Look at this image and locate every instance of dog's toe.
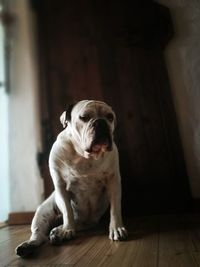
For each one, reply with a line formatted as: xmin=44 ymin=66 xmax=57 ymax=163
xmin=49 ymin=233 xmax=62 ymax=245
xmin=49 ymin=227 xmax=62 ymax=245
xmin=49 ymin=226 xmax=76 ymax=245
xmin=63 ymin=228 xmax=76 ymax=240
xmin=109 ymin=226 xmax=128 ymax=241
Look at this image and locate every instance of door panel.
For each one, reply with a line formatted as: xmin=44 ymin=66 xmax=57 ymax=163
xmin=33 ymin=0 xmax=191 ymax=215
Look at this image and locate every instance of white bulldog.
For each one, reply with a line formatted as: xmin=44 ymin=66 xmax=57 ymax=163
xmin=16 ymin=100 xmax=127 ymax=257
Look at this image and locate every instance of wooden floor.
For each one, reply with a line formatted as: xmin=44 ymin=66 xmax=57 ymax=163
xmin=2 ymin=213 xmax=200 ymax=267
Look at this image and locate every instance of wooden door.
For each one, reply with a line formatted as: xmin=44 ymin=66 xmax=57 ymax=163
xmin=32 ymin=0 xmax=191 ymax=215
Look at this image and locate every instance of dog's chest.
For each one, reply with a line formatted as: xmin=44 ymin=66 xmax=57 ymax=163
xmin=61 ymin=159 xmax=111 ymax=203
xmin=62 ymin=157 xmax=108 ymax=187
xmin=66 ymin=170 xmax=108 ymax=192
xmin=56 ymin=151 xmax=114 ymax=216
xmin=65 ymin=169 xmax=109 ymax=218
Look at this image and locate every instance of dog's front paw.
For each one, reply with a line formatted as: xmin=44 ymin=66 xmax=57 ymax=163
xmin=109 ymin=226 xmax=128 ymax=241
xmin=49 ymin=225 xmax=76 ymax=245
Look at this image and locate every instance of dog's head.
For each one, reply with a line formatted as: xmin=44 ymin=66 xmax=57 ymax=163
xmin=60 ymin=100 xmax=116 ymax=159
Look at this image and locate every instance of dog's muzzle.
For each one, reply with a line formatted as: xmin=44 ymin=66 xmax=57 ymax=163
xmin=86 ymin=119 xmax=112 ymax=153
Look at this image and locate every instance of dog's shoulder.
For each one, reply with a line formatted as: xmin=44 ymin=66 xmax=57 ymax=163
xmin=53 ymin=129 xmax=72 ymax=149
xmin=49 ymin=129 xmax=75 ymax=166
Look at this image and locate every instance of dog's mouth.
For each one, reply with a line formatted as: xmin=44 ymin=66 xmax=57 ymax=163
xmin=86 ymin=138 xmax=112 ymax=154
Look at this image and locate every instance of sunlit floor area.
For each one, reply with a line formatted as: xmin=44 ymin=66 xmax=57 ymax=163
xmin=1 ymin=214 xmax=200 ymax=267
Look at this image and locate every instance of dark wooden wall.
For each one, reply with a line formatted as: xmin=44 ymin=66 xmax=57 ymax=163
xmin=32 ymin=0 xmax=191 ymax=215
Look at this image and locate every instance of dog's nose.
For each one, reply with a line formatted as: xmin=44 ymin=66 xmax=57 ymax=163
xmin=92 ymin=119 xmax=107 ymax=128
xmin=92 ymin=119 xmax=112 ymax=147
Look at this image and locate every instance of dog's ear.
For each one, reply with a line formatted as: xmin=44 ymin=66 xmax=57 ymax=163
xmin=60 ymin=103 xmax=75 ymax=128
xmin=60 ymin=111 xmax=67 ymax=128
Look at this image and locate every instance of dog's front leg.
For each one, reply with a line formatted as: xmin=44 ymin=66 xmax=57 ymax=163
xmin=49 ymin=171 xmax=75 ymax=244
xmin=108 ymin=172 xmax=128 ymax=241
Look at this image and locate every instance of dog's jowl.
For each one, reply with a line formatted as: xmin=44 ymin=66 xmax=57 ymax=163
xmin=16 ymin=100 xmax=128 ymax=257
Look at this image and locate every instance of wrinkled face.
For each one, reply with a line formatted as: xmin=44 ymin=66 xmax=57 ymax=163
xmin=70 ymin=100 xmax=116 ymax=158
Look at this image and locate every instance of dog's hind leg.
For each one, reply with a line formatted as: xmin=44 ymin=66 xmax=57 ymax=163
xmin=15 ymin=192 xmax=58 ymax=257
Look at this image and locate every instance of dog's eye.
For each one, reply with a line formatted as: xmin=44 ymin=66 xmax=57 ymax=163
xmin=79 ymin=115 xmax=90 ymax=122
xmin=106 ymin=113 xmax=114 ymax=122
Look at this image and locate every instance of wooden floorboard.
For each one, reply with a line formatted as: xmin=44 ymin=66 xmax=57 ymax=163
xmin=1 ymin=214 xmax=200 ymax=267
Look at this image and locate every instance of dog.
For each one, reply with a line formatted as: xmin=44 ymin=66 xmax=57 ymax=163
xmin=16 ymin=100 xmax=127 ymax=257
